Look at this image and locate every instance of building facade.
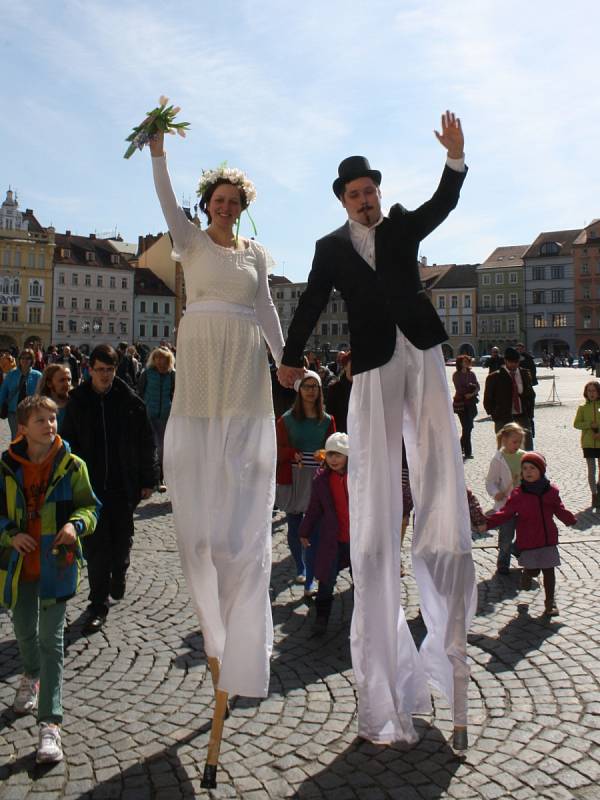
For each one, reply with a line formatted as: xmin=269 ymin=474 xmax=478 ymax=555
xmin=133 ymin=268 xmax=176 ymax=349
xmin=52 ymin=232 xmax=134 ymax=351
xmin=0 ymin=188 xmax=55 ymax=350
xmin=135 ymin=232 xmax=187 ymax=336
xmin=523 ymin=230 xmax=580 ymax=357
xmin=430 ymin=264 xmax=479 ymax=358
xmin=476 ymin=245 xmax=527 ymax=355
xmin=573 ymin=220 xmax=600 ymax=354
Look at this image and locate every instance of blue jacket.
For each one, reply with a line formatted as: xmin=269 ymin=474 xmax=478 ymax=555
xmin=138 ymin=367 xmax=175 ymax=421
xmin=0 ymin=368 xmax=42 ymax=413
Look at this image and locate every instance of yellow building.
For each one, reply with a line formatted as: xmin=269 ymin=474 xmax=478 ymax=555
xmin=0 ymin=188 xmax=55 ymax=350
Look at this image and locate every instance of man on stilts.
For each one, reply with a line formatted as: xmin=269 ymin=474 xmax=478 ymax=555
xmin=278 ymin=111 xmax=477 ymax=748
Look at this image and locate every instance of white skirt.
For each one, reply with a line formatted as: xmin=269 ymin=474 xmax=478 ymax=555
xmin=164 ymin=414 xmax=275 ymax=697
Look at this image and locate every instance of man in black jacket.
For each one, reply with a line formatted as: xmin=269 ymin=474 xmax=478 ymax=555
xmin=277 ymin=112 xmax=476 ymax=749
xmin=484 ymin=346 xmax=536 ymax=449
xmin=62 ymin=344 xmax=158 ymax=633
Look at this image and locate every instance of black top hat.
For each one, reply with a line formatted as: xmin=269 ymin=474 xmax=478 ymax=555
xmin=332 ymin=156 xmax=382 ymax=198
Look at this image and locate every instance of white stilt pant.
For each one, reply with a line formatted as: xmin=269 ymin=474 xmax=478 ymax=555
xmin=348 ymin=330 xmax=477 ymax=743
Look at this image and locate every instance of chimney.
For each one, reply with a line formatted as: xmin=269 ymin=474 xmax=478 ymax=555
xmin=25 ymin=208 xmax=33 ymax=215
xmin=65 ymin=230 xmax=71 ymax=237
xmin=420 ymin=256 xmax=427 ymax=267
xmin=138 ymin=235 xmax=145 ymax=256
xmin=89 ymin=233 xmax=96 ymax=239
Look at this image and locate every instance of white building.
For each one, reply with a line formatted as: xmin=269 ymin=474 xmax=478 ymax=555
xmin=52 ymin=232 xmax=134 ymax=351
xmin=133 ymin=267 xmax=175 ymax=348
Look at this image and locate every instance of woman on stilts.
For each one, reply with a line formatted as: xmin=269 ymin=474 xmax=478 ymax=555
xmin=148 ymin=126 xmax=284 ymax=787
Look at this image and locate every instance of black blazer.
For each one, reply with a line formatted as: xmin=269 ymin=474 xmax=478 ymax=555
xmin=281 ymin=164 xmax=467 ymax=375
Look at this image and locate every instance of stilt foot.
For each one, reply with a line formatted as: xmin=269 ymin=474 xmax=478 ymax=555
xmin=200 ymin=764 xmax=217 ymax=788
xmin=452 ymin=726 xmax=468 ymax=750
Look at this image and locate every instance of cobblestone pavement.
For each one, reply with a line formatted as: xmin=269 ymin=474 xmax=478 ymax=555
xmin=1 ymin=366 xmax=600 ymax=799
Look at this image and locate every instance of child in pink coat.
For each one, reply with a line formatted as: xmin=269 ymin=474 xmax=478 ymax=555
xmin=486 ymin=451 xmax=576 ymax=616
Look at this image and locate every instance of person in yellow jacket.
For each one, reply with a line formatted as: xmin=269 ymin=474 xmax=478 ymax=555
xmin=573 ymin=381 xmax=600 ymax=508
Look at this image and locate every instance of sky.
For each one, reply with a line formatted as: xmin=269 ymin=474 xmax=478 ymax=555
xmin=2 ymin=0 xmax=600 ymax=283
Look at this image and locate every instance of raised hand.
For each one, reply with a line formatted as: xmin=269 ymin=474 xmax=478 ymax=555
xmin=149 ymin=129 xmax=165 ymax=158
xmin=434 ymin=110 xmax=464 ymax=159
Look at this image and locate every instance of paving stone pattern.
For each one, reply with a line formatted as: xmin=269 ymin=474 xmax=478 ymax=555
xmin=1 ymin=366 xmax=600 ymax=798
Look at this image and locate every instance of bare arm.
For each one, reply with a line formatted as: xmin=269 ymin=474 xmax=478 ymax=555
xmin=150 ymin=130 xmax=196 ymax=255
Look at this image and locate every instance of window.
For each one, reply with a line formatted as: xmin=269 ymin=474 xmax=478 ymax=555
xmin=140 ymin=301 xmax=146 ymax=313
xmin=495 ymin=273 xmax=504 ymax=284
xmin=507 ymin=319 xmax=516 ymax=333
xmin=493 ymin=319 xmax=501 ymax=333
xmin=29 ymin=280 xmax=42 ymax=299
xmin=96 ymin=299 xmax=103 ymax=310
xmin=482 ymin=294 xmax=491 ymax=309
xmin=509 ymin=272 xmax=518 ymax=284
xmin=120 ymin=322 xmax=127 ymax=334
xmin=1 ymin=307 xmax=6 ymax=322
xmin=550 ymin=265 xmax=565 ymax=280
xmin=582 ymin=263 xmax=589 ymax=275
xmin=481 ymin=274 xmax=491 ymax=285
xmin=152 ymin=324 xmax=158 ymax=337
xmin=84 ymin=298 xmax=91 ymax=310
xmin=109 ymin=300 xmax=115 ymax=312
xmin=164 ymin=302 xmax=170 ymax=315
xmin=11 ymin=307 xmax=18 ymax=322
xmin=552 ymin=314 xmax=567 ymax=327
xmin=533 ymin=314 xmax=546 ymax=328
xmin=110 ymin=276 xmax=116 ymax=289
xmin=583 ymin=287 xmax=591 ymax=300
xmin=122 ymin=301 xmax=127 ymax=312
xmin=85 ymin=251 xmax=94 ymax=262
xmin=332 ymin=302 xmax=338 ymax=313
xmin=533 ymin=266 xmax=545 ymax=281
xmin=495 ymin=295 xmax=504 ymax=309
xmin=57 ymin=319 xmax=64 ymax=333
xmin=85 ymin=274 xmax=91 ymax=286
xmin=95 ymin=319 xmax=103 ymax=333
xmin=38 ymin=253 xmax=45 ymax=269
xmin=464 ymin=296 xmax=471 ymax=309
xmin=152 ymin=302 xmax=159 ymax=314
xmin=342 ymin=323 xmax=349 ymax=335
xmin=551 ymin=289 xmax=565 ymax=303
xmin=451 ymin=320 xmax=459 ymax=335
xmin=57 ymin=296 xmax=65 ymax=309
xmin=139 ymin=323 xmax=146 ymax=337
xmin=122 ymin=278 xmax=128 ymax=289
xmin=321 ymin=323 xmax=328 ymax=335
xmin=276 ymin=291 xmax=283 ymax=299
xmin=111 ymin=254 xmax=119 ymax=265
xmin=58 ymin=273 xmax=65 ymax=286
xmin=97 ymin=275 xmax=103 ymax=288
xmin=480 ymin=320 xmax=488 ymax=333
xmin=72 ymin=273 xmax=78 ymax=286
xmin=451 ymin=295 xmax=458 ymax=309
xmin=71 ymin=297 xmax=77 ymax=310
xmin=464 ymin=320 xmax=472 ymax=335
xmin=163 ymin=325 xmax=169 ymax=337
xmin=533 ymin=290 xmax=545 ymax=304
xmin=28 ymin=251 xmax=35 ymax=268
xmin=69 ymin=319 xmax=77 ymax=333
xmin=14 ymin=250 xmax=21 ymax=267
xmin=438 ymin=296 xmax=445 ymax=310
xmin=584 ymin=314 xmax=592 ymax=329
xmin=82 ymin=320 xmax=90 ymax=333
xmin=331 ymin=323 xmax=339 ymax=336
xmin=509 ymin=293 xmax=518 ymax=308
xmin=109 ymin=322 xmax=115 ymax=334
xmin=540 ymin=242 xmax=560 ymax=256
xmin=11 ymin=278 xmax=19 ymax=295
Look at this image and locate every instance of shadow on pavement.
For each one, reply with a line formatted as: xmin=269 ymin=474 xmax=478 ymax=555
xmin=294 ymin=723 xmax=464 ymax=800
xmin=134 ymin=499 xmax=172 ymax=521
xmin=475 ymin=570 xmax=523 ymax=617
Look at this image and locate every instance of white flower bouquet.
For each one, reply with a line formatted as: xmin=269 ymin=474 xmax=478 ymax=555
xmin=123 ymin=96 xmax=190 ymax=159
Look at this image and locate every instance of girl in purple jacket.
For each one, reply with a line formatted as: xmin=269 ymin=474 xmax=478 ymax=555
xmin=486 ymin=451 xmax=576 ymax=617
xmin=300 ymin=432 xmax=350 ymax=635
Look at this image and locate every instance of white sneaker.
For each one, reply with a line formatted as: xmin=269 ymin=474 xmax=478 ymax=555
xmin=37 ymin=723 xmax=63 ymax=763
xmin=13 ymin=675 xmax=39 ymax=715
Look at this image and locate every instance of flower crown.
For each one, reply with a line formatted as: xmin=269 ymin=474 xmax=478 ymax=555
xmin=196 ymin=164 xmax=257 ymax=205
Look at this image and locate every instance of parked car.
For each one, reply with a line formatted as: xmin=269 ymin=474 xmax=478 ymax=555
xmin=479 ymin=354 xmax=491 ymax=367
xmin=445 ymin=358 xmax=456 ymax=366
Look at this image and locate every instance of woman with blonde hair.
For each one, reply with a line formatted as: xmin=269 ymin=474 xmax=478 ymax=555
xmin=137 ymin=347 xmax=176 ymax=493
xmin=37 ymin=364 xmax=72 ymax=433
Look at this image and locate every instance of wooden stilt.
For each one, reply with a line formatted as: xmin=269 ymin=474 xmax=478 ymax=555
xmin=200 ymin=688 xmax=229 ymax=789
xmin=207 ymin=656 xmax=220 ymax=695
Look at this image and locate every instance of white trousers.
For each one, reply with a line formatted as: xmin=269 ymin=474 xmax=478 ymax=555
xmin=348 ymin=330 xmax=477 ymax=743
xmin=164 ymin=415 xmax=275 ymax=698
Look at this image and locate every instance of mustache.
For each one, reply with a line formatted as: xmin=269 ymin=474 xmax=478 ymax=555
xmin=359 ymin=205 xmax=374 ymax=213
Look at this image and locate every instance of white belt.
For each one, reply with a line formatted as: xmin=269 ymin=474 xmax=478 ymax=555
xmin=185 ymin=300 xmax=256 ymax=321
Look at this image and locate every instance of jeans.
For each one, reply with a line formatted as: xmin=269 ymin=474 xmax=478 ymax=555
xmin=12 ymin=581 xmax=66 ymax=724
xmin=286 ymin=513 xmax=320 ymax=590
xmin=83 ymin=492 xmax=134 ymax=616
xmin=457 ymin=405 xmax=476 ymax=458
xmin=497 ymin=518 xmax=517 ymax=570
xmin=151 ymin=417 xmax=168 ymax=481
xmin=316 ymin=541 xmax=351 ymax=601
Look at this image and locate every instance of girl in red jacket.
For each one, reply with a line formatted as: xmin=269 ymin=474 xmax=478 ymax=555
xmin=486 ymin=451 xmax=576 ymax=617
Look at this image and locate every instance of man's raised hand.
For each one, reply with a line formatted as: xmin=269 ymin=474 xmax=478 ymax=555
xmin=434 ymin=110 xmax=464 ymax=159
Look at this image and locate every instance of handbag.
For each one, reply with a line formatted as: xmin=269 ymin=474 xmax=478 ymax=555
xmin=452 ymin=393 xmax=465 ymax=414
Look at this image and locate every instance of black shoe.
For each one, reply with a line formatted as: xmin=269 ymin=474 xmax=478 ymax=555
xmin=83 ymin=613 xmax=106 ymax=634
xmin=496 ymin=565 xmax=510 ymax=575
xmin=110 ymin=575 xmax=126 ymax=601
